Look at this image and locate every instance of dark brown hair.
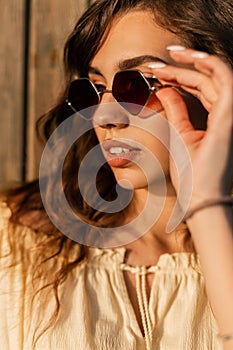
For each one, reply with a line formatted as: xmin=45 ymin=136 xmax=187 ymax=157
xmin=3 ymin=0 xmax=233 ymax=345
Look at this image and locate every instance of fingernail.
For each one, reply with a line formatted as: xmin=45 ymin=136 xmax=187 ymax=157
xmin=166 ymin=45 xmax=186 ymax=51
xmin=191 ymin=52 xmax=209 ymax=58
xmin=147 ymin=62 xmax=167 ymax=69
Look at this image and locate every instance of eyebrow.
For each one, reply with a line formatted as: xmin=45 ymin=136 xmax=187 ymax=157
xmin=88 ymin=67 xmax=103 ymax=76
xmin=88 ymin=55 xmax=167 ymax=76
xmin=117 ymin=55 xmax=167 ymax=71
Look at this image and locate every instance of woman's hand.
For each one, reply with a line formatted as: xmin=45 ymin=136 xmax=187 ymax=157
xmin=154 ymin=47 xmax=233 ymax=210
xmin=154 ymin=48 xmax=233 ymax=345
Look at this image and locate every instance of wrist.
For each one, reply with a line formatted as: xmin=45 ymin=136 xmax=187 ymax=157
xmin=183 ymin=195 xmax=233 ymax=222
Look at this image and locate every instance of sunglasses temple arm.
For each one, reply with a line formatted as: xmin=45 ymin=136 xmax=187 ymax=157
xmin=66 ymin=99 xmax=79 ymax=113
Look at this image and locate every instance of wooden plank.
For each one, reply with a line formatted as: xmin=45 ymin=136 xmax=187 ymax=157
xmin=27 ymin=0 xmax=88 ymax=180
xmin=0 ymin=0 xmax=25 ymax=187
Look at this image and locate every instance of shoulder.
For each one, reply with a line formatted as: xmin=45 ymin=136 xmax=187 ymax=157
xmin=0 ymin=200 xmax=37 ymax=236
xmin=0 ymin=201 xmax=11 ymax=229
xmin=0 ymin=201 xmax=43 ymax=267
xmin=0 ymin=202 xmax=14 ymax=255
xmin=0 ymin=201 xmax=37 ymax=348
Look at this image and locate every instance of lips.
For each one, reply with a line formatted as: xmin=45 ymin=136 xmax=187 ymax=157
xmin=102 ymin=139 xmax=141 ymax=167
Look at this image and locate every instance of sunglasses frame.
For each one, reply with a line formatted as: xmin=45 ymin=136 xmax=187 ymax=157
xmin=66 ymin=69 xmax=165 ymax=116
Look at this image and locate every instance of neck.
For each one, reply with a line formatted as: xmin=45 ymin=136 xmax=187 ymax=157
xmin=122 ymin=180 xmax=194 ymax=266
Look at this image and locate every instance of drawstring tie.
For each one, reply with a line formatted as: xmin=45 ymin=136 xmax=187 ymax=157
xmin=120 ymin=264 xmax=158 ymax=350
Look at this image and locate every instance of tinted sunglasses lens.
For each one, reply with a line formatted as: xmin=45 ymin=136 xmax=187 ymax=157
xmin=67 ymin=79 xmax=99 ymax=118
xmin=112 ymin=71 xmax=150 ymax=115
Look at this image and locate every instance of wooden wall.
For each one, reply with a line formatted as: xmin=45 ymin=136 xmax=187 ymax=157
xmin=0 ymin=0 xmax=25 ymax=187
xmin=0 ymin=0 xmax=90 ymax=187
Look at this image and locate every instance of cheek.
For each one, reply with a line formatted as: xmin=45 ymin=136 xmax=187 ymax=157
xmin=94 ymin=126 xmax=105 ymax=143
xmin=145 ymin=94 xmax=163 ymax=113
xmin=113 ymin=137 xmax=170 ymax=188
xmin=145 ymin=139 xmax=170 ymax=177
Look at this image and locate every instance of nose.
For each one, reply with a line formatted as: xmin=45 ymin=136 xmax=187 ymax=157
xmin=93 ymin=101 xmax=129 ymax=129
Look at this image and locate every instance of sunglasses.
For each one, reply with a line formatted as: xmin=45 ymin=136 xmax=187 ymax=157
xmin=66 ymin=69 xmax=167 ymax=118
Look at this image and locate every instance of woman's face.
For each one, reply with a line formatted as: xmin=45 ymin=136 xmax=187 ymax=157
xmin=90 ymin=10 xmax=203 ymax=190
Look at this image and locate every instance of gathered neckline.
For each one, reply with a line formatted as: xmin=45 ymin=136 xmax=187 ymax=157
xmin=87 ymin=247 xmax=201 ymax=273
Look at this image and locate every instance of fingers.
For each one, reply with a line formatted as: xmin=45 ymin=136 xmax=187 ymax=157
xmin=168 ymin=48 xmax=232 ymax=91
xmin=152 ymin=51 xmax=220 ymax=111
xmin=156 ymin=87 xmax=193 ymax=134
xmin=168 ymin=48 xmax=233 ymax=101
xmin=155 ymin=66 xmax=217 ymax=111
xmin=153 ymin=47 xmax=233 ymax=130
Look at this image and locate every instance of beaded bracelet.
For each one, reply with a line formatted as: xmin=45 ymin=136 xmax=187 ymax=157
xmin=184 ymin=195 xmax=233 ymax=221
xmin=218 ymin=333 xmax=233 ymax=342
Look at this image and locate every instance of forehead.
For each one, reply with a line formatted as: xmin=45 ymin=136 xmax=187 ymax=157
xmin=91 ymin=10 xmax=181 ymax=72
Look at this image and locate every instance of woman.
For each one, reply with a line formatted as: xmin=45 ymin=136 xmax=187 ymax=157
xmin=0 ymin=0 xmax=232 ymax=349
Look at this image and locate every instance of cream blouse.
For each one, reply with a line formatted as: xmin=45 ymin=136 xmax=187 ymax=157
xmin=0 ymin=202 xmax=221 ymax=350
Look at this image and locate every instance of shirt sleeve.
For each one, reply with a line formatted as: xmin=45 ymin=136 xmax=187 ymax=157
xmin=0 ymin=202 xmax=32 ymax=350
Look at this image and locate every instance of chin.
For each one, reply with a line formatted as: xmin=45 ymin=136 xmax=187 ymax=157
xmin=112 ymin=166 xmax=167 ymax=191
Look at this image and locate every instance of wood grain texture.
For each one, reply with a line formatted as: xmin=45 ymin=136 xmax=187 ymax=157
xmin=27 ymin=0 xmax=88 ymax=180
xmin=0 ymin=0 xmax=25 ymax=186
xmin=0 ymin=1 xmax=89 ymax=186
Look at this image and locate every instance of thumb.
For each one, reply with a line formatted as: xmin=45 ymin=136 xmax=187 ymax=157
xmin=156 ymin=88 xmax=194 ymax=134
xmin=155 ymin=88 xmax=194 ymax=227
